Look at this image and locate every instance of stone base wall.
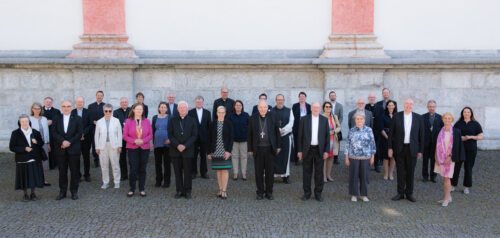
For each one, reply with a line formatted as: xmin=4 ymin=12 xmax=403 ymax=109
xmin=1 ymin=61 xmax=499 ymax=151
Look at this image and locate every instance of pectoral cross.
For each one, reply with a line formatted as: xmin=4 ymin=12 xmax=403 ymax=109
xmin=260 ymin=131 xmax=265 ymax=139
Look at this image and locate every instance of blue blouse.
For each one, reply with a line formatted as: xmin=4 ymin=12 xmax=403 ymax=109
xmin=344 ymin=126 xmax=376 ymax=159
xmin=154 ymin=117 xmax=169 ymax=148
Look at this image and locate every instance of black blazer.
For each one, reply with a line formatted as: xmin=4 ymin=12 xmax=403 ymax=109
xmin=9 ymin=128 xmax=44 ymax=163
xmin=208 ymin=120 xmax=234 ymax=154
xmin=292 ymin=102 xmax=311 ymax=136
xmin=42 ymin=107 xmax=61 ymax=122
xmin=247 ymin=112 xmax=281 ymax=155
xmin=297 ymin=115 xmax=330 ymax=159
xmin=51 ymin=114 xmax=83 ymax=156
xmin=188 ymin=108 xmax=211 ymax=142
xmin=71 ymin=108 xmax=92 ymax=136
xmin=87 ymin=101 xmax=105 ymax=130
xmin=422 ymin=113 xmax=444 ymax=148
xmin=388 ymin=112 xmax=425 ymax=158
xmin=373 ymin=100 xmax=386 ymax=131
xmin=113 ymin=107 xmax=131 ymax=129
xmin=446 ymin=127 xmax=466 ymax=162
xmin=168 ymin=115 xmax=198 ymax=158
xmin=166 ymin=103 xmax=178 ymax=119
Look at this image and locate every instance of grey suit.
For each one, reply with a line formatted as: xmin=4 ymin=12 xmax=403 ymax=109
xmin=331 ymin=101 xmax=344 ymax=124
xmin=348 ymin=109 xmax=374 ymax=129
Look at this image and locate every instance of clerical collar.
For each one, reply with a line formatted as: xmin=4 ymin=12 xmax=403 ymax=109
xmin=260 ymin=115 xmax=266 ymax=119
xmin=45 ymin=107 xmax=51 ymax=110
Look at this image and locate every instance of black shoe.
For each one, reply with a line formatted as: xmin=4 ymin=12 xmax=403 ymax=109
xmin=71 ymin=193 xmax=79 ymax=200
xmin=127 ymin=191 xmax=134 ymax=197
xmin=233 ymin=177 xmax=238 ymax=181
xmin=55 ymin=193 xmax=67 ymax=200
xmin=155 ymin=182 xmax=161 ymax=187
xmin=391 ymin=194 xmax=404 ymax=201
xmin=265 ymin=194 xmax=274 ymax=200
xmin=23 ymin=194 xmax=30 ymax=202
xmin=162 ymin=184 xmax=170 ymax=188
xmin=333 ymin=158 xmax=339 ymax=164
xmin=94 ymin=161 xmax=100 ymax=168
xmin=282 ymin=177 xmax=290 ymax=184
xmin=43 ymin=182 xmax=51 ymax=186
xmin=375 ymin=166 xmax=381 ymax=173
xmin=191 ymin=174 xmax=197 ymax=179
xmin=30 ymin=193 xmax=38 ymax=201
xmin=315 ymin=195 xmax=323 ymax=202
xmin=201 ymin=174 xmax=209 ymax=179
xmin=406 ymin=195 xmax=416 ymax=202
xmin=174 ymin=192 xmax=183 ymax=199
xmin=256 ymin=194 xmax=264 ymax=200
xmin=120 ymin=177 xmax=128 ymax=181
xmin=84 ymin=177 xmax=91 ymax=182
xmin=139 ymin=191 xmax=146 ymax=197
xmin=430 ymin=177 xmax=437 ymax=183
xmin=185 ymin=193 xmax=192 ymax=199
xmin=422 ymin=177 xmax=429 ymax=182
xmin=301 ymin=195 xmax=311 ymax=201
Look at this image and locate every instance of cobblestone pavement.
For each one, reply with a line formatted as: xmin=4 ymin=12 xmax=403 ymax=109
xmin=0 ymin=151 xmax=498 ymax=238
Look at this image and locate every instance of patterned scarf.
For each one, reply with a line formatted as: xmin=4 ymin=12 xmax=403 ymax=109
xmin=136 ymin=120 xmax=143 ymax=139
xmin=436 ymin=127 xmax=453 ymax=168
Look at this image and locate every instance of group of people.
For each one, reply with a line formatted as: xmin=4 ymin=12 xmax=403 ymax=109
xmin=10 ymin=87 xmax=484 ymax=207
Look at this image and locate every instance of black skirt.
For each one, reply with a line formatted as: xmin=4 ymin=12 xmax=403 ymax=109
xmin=15 ymin=160 xmax=44 ymax=190
xmin=211 ymin=157 xmax=232 ymax=170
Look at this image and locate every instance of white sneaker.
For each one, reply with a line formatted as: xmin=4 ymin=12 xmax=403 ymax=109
xmin=114 ymin=183 xmax=120 ymax=189
xmin=463 ymin=188 xmax=470 ymax=194
xmin=351 ymin=196 xmax=358 ymax=202
xmin=361 ymin=196 xmax=370 ymax=202
xmin=451 ymin=186 xmax=456 ymax=192
xmin=101 ymin=183 xmax=109 ymax=189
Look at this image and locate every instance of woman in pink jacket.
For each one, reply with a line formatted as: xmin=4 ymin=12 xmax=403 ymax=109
xmin=123 ymin=103 xmax=152 ymax=197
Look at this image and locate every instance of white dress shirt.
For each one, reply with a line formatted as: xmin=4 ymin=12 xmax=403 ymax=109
xmin=63 ymin=114 xmax=70 ymax=133
xmin=196 ymin=108 xmax=203 ymax=124
xmin=404 ymin=112 xmax=412 ymax=144
xmin=311 ymin=115 xmax=319 ymax=145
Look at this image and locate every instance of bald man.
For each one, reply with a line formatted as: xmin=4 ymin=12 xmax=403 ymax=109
xmin=388 ymin=99 xmax=425 ymax=203
xmin=71 ymin=96 xmax=92 ymax=182
xmin=248 ymin=100 xmax=281 ymax=200
xmin=52 ymin=100 xmax=83 ymax=200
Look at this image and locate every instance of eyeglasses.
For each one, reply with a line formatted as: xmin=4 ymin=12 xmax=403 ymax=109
xmin=104 ymin=110 xmax=112 ymax=113
xmin=61 ymin=105 xmax=71 ymax=108
xmin=324 ymin=106 xmax=331 ymax=108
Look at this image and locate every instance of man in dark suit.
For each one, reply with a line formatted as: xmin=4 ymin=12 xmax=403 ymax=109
xmin=188 ymin=96 xmax=211 ymax=179
xmin=292 ymin=92 xmax=311 ymax=165
xmin=168 ymin=101 xmax=198 ymax=199
xmin=348 ymin=98 xmax=374 ymax=129
xmin=372 ymin=88 xmax=392 ymax=172
xmin=166 ymin=92 xmax=178 ymax=119
xmin=251 ymin=93 xmax=272 ymax=116
xmin=248 ymin=100 xmax=281 ymax=200
xmin=212 ymin=86 xmax=235 ymax=120
xmin=388 ymin=98 xmax=425 ymax=202
xmin=71 ymin=96 xmax=92 ymax=182
xmin=297 ymin=102 xmax=330 ymax=202
xmin=87 ymin=90 xmax=105 ymax=168
xmin=51 ymin=100 xmax=83 ymax=200
xmin=422 ymin=100 xmax=443 ymax=183
xmin=42 ymin=96 xmax=61 ymax=169
xmin=113 ymin=97 xmax=130 ymax=181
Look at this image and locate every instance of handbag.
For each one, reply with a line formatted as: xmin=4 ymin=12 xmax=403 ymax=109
xmin=337 ymin=131 xmax=343 ymax=141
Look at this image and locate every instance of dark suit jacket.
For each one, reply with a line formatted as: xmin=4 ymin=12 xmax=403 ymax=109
xmin=422 ymin=113 xmax=444 ymax=148
xmin=213 ymin=98 xmax=235 ymax=120
xmin=348 ymin=109 xmax=374 ymax=129
xmin=166 ymin=103 xmax=178 ymax=119
xmin=292 ymin=102 xmax=311 ymax=136
xmin=51 ymin=114 xmax=83 ymax=156
xmin=388 ymin=111 xmax=425 ymax=158
xmin=297 ymin=115 xmax=330 ymax=159
xmin=208 ymin=120 xmax=234 ymax=154
xmin=168 ymin=115 xmax=198 ymax=158
xmin=9 ymin=128 xmax=44 ymax=163
xmin=188 ymin=108 xmax=211 ymax=142
xmin=448 ymin=127 xmax=466 ymax=162
xmin=88 ymin=101 xmax=105 ymax=131
xmin=373 ymin=100 xmax=386 ymax=131
xmin=42 ymin=107 xmax=61 ymax=122
xmin=71 ymin=108 xmax=92 ymax=137
xmin=113 ymin=107 xmax=131 ymax=129
xmin=247 ymin=112 xmax=281 ymax=154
